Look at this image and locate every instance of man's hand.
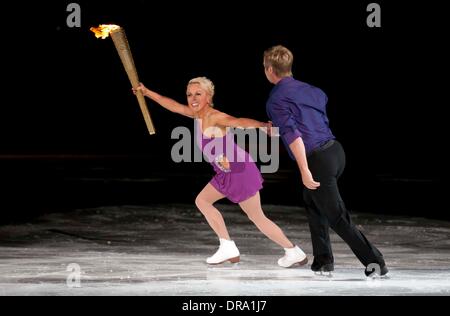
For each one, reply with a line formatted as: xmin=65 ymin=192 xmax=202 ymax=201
xmin=301 ymin=169 xmax=320 ymax=190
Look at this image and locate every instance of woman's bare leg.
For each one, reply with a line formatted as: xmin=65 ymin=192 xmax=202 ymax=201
xmin=195 ymin=183 xmax=229 ymax=240
xmin=239 ymin=192 xmax=294 ymax=248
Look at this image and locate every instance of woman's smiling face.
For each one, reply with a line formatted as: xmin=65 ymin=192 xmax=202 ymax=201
xmin=187 ymin=83 xmax=211 ymax=113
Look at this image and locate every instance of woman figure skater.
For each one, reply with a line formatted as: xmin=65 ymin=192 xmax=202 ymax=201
xmin=133 ymin=77 xmax=307 ymax=267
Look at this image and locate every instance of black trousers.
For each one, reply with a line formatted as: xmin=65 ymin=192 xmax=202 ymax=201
xmin=303 ymin=140 xmax=385 ymax=267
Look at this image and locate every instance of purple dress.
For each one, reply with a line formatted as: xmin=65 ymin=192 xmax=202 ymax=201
xmin=195 ymin=119 xmax=263 ymax=203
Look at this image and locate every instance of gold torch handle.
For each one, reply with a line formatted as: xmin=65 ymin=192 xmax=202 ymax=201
xmin=110 ymin=28 xmax=156 ymax=135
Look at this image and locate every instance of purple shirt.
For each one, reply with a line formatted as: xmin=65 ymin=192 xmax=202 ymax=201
xmin=266 ymin=77 xmax=335 ymax=159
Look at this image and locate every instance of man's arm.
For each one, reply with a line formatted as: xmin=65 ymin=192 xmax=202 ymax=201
xmin=212 ymin=112 xmax=270 ymax=129
xmin=267 ymin=101 xmax=302 ymax=146
xmin=289 ymin=138 xmax=320 ymax=190
xmin=268 ymin=101 xmax=319 ymax=190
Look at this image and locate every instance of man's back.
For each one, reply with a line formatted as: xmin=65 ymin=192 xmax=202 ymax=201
xmin=266 ymin=77 xmax=335 ymax=156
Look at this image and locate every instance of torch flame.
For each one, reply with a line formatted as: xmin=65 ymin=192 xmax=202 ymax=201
xmin=90 ymin=24 xmax=121 ymax=39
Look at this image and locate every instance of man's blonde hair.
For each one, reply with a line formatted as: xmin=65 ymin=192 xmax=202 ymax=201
xmin=264 ymin=45 xmax=294 ymax=77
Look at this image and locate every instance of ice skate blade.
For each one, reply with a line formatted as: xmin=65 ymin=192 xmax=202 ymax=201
xmin=283 ymin=257 xmax=309 ymax=268
xmin=366 ymin=273 xmax=390 ymax=280
xmin=314 ymin=271 xmax=333 ymax=278
xmin=207 ymin=256 xmax=240 ymax=265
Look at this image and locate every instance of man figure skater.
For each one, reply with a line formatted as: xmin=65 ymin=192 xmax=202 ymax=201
xmin=263 ymin=45 xmax=388 ymax=277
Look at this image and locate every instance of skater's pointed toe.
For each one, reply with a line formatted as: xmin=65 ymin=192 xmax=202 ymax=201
xmin=278 ymin=245 xmax=308 ymax=268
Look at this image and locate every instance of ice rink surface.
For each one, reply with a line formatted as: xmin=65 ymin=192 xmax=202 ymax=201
xmin=1 ymin=204 xmax=449 ymax=296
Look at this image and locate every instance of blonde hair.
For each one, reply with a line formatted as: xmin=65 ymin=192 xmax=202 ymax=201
xmin=264 ymin=45 xmax=294 ymax=77
xmin=188 ymin=77 xmax=215 ymax=97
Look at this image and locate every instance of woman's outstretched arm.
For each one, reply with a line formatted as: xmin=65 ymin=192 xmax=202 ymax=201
xmin=133 ymin=83 xmax=194 ymax=118
xmin=211 ymin=111 xmax=271 ymax=130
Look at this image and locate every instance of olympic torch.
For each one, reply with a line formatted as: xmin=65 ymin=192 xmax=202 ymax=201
xmin=90 ymin=24 xmax=156 ymax=135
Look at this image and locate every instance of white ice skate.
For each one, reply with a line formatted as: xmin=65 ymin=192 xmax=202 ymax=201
xmin=206 ymin=238 xmax=240 ymax=265
xmin=278 ymin=245 xmax=308 ymax=268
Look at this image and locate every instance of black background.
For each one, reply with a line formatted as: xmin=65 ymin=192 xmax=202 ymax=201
xmin=0 ymin=1 xmax=446 ymax=223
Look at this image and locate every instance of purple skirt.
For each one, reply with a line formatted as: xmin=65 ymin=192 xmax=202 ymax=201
xmin=209 ymin=161 xmax=264 ymax=203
